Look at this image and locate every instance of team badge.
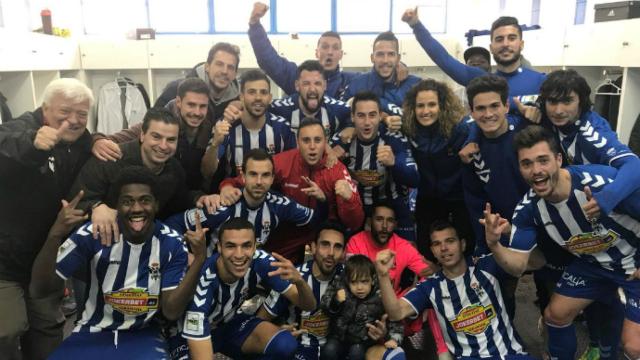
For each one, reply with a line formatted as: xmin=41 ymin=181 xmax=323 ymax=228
xmin=470 ymin=281 xmax=485 ymax=297
xmin=148 ymin=262 xmax=160 ymax=281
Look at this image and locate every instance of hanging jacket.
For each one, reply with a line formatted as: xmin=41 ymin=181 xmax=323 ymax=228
xmin=0 ymin=91 xmax=13 ymax=124
xmin=96 ymin=78 xmax=148 ymax=135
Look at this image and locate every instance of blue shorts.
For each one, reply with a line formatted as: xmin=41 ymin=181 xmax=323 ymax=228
xmin=294 ymin=342 xmax=320 ymax=360
xmin=49 ymin=326 xmax=168 ymax=359
xmin=211 ymin=313 xmax=264 ymax=358
xmin=555 ymin=259 xmax=640 ymax=323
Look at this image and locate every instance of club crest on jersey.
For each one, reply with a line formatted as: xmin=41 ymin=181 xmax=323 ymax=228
xmin=261 ymin=220 xmax=271 ymax=239
xmin=564 ymin=228 xmax=619 ymax=255
xmin=470 ymin=282 xmax=485 ymax=297
xmin=148 ymin=262 xmax=160 ymax=281
xmin=267 ymin=144 xmax=276 ymax=154
xmin=300 ymin=310 xmax=330 ymax=338
xmin=104 ymin=288 xmax=159 ymax=316
xmin=450 ymin=303 xmax=496 ymax=335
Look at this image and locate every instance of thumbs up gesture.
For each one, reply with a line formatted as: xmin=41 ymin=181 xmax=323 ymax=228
xmin=513 ymin=97 xmax=541 ymax=124
xmin=34 ymin=121 xmax=69 ymax=151
xmin=377 ymin=143 xmax=395 ymax=167
xmin=582 ymin=186 xmax=600 ymax=220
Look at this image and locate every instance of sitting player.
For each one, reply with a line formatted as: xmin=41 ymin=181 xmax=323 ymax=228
xmin=181 ymin=217 xmax=317 ymax=359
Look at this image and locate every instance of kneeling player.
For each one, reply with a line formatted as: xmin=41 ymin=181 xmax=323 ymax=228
xmin=484 ymin=125 xmax=640 ymax=359
xmin=376 ymin=221 xmax=537 ymax=360
xmin=30 ymin=166 xmax=206 ymax=358
xmin=182 ymin=217 xmax=317 ymax=359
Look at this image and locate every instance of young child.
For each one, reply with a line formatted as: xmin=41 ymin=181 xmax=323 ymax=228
xmin=321 ymin=255 xmax=404 ymax=360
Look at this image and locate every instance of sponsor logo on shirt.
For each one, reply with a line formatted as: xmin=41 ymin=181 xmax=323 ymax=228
xmin=351 ymin=169 xmax=386 ymax=187
xmin=450 ymin=303 xmax=496 ymax=335
xmin=564 ymin=228 xmax=618 ymax=255
xmin=300 ymin=310 xmax=330 ymax=338
xmin=104 ymin=288 xmax=159 ymax=315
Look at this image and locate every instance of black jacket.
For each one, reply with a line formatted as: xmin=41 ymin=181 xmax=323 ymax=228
xmin=70 ymin=140 xmax=200 ymax=220
xmin=0 ymin=109 xmax=92 ymax=283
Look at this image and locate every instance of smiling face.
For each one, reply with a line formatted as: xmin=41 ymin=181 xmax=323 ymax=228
xmin=217 ymin=229 xmax=256 ymax=281
xmin=518 ymin=141 xmax=563 ymax=199
xmin=430 ymin=227 xmax=465 ymax=270
xmin=353 ymin=100 xmax=381 ymax=141
xmin=117 ymin=183 xmax=157 ymax=243
xmin=296 ymin=70 xmax=326 ymax=114
xmin=489 ymin=25 xmax=523 ymax=67
xmin=297 ymin=124 xmax=326 ymax=166
xmin=240 ymin=79 xmax=271 ymax=119
xmin=176 ymin=91 xmax=209 ymax=129
xmin=42 ymin=94 xmax=90 ymax=144
xmin=311 ymin=229 xmax=345 ymax=278
xmin=371 ymin=40 xmax=399 ymax=81
xmin=545 ymin=91 xmax=581 ymax=127
xmin=316 ymin=36 xmax=343 ymax=72
xmin=415 ymin=90 xmax=440 ymax=127
xmin=205 ymin=50 xmax=238 ymax=92
xmin=139 ymin=120 xmax=179 ymax=169
xmin=470 ymin=91 xmax=509 ymax=138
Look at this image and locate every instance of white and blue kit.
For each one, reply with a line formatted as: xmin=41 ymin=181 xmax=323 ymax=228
xmin=165 ymin=191 xmax=322 ymax=256
xmin=215 ymin=113 xmax=296 ymax=177
xmin=181 ymin=250 xmax=292 ymax=358
xmin=509 ymin=165 xmax=640 ymax=322
xmin=331 ymin=126 xmax=419 ymax=240
xmin=49 ymin=220 xmax=187 ymax=359
xmin=402 ymin=255 xmax=532 ymax=360
xmin=263 ymin=260 xmax=344 ymax=360
xmin=547 ymin=110 xmax=640 ymax=215
xmin=269 ymin=94 xmax=352 ymax=136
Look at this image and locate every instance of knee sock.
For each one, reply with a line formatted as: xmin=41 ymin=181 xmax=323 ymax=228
xmin=546 ymin=322 xmax=576 ymax=360
xmin=382 ymin=347 xmax=406 ymax=360
xmin=262 ymin=329 xmax=297 ymax=358
xmin=584 ymin=303 xmax=600 ymax=348
xmin=598 ymin=300 xmax=624 ymax=360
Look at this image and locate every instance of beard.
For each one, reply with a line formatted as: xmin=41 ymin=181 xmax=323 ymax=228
xmin=492 ymin=49 xmax=521 ymax=67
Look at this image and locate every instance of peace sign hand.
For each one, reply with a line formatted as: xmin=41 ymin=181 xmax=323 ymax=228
xmin=185 ymin=210 xmax=208 ymax=261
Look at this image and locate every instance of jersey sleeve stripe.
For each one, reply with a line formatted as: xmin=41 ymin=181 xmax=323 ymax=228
xmin=400 ymin=297 xmax=421 ymax=320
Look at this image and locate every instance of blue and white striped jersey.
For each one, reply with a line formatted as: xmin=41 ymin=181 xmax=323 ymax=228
xmin=553 ymin=111 xmax=635 ymax=167
xmin=269 ymin=94 xmax=352 ymax=136
xmin=56 ymin=221 xmax=187 ymax=333
xmin=181 ymin=250 xmax=292 ymax=340
xmin=509 ymin=165 xmax=640 ymax=275
xmin=551 ymin=110 xmax=640 ymax=215
xmin=215 ymin=113 xmax=297 ymax=177
xmin=263 ymin=260 xmax=344 ymax=347
xmin=403 ymin=255 xmax=526 ymax=359
xmin=331 ymin=126 xmax=419 ymax=208
xmin=164 ymin=191 xmax=317 ymax=256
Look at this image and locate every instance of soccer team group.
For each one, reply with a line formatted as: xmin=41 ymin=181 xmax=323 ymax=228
xmin=1 ymin=3 xmax=640 ymax=360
